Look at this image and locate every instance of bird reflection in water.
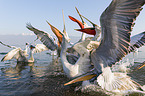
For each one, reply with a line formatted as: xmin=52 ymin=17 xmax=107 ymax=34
xmin=1 ymin=62 xmax=34 ymax=80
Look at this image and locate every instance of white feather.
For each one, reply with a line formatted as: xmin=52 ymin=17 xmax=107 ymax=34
xmin=32 ymin=44 xmax=48 ymax=53
xmin=97 ymin=67 xmax=143 ymax=93
xmin=1 ymin=48 xmax=21 ymax=61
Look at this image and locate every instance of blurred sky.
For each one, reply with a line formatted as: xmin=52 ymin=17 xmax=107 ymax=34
xmin=0 ymin=0 xmax=145 ymax=36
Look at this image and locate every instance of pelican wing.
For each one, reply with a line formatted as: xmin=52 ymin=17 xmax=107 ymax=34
xmin=32 ymin=44 xmax=48 ymax=53
xmin=128 ymin=31 xmax=145 ymax=52
xmin=0 ymin=41 xmax=17 ymax=49
xmin=130 ymin=32 xmax=145 ymax=45
xmin=26 ymin=24 xmax=57 ymax=51
xmin=91 ymin=0 xmax=145 ymax=72
xmin=1 ymin=48 xmax=21 ymax=62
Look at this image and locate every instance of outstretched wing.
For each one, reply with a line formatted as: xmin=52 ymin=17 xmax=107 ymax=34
xmin=0 ymin=41 xmax=17 ymax=49
xmin=130 ymin=32 xmax=145 ymax=45
xmin=26 ymin=24 xmax=57 ymax=51
xmin=91 ymin=0 xmax=145 ymax=72
xmin=129 ymin=31 xmax=145 ymax=52
xmin=1 ymin=48 xmax=21 ymax=62
xmin=32 ymin=44 xmax=48 ymax=53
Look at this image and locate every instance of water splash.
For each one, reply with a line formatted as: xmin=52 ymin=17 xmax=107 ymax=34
xmin=112 ymin=58 xmax=134 ymax=73
xmin=75 ymin=58 xmax=145 ymax=96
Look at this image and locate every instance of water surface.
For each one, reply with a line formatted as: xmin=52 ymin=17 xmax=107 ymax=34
xmin=0 ymin=35 xmax=145 ymax=96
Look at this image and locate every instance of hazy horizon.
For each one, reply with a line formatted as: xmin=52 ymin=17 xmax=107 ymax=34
xmin=0 ymin=0 xmax=145 ymax=36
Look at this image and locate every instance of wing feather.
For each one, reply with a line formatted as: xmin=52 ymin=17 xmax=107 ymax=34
xmin=130 ymin=32 xmax=145 ymax=45
xmin=0 ymin=41 xmax=17 ymax=49
xmin=26 ymin=24 xmax=57 ymax=51
xmin=91 ymin=0 xmax=145 ymax=72
xmin=128 ymin=31 xmax=145 ymax=52
xmin=32 ymin=44 xmax=48 ymax=53
xmin=1 ymin=48 xmax=21 ymax=62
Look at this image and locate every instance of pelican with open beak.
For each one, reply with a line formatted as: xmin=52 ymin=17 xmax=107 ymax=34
xmin=64 ymin=0 xmax=145 ymax=94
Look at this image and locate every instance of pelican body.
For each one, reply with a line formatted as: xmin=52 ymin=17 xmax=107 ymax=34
xmin=64 ymin=0 xmax=145 ymax=94
xmin=1 ymin=43 xmax=48 ymax=63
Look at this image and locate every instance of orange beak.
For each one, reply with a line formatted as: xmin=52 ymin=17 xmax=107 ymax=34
xmin=46 ymin=21 xmax=63 ymax=44
xmin=57 ymin=41 xmax=61 ymax=47
xmin=75 ymin=28 xmax=96 ymax=36
xmin=64 ymin=74 xmax=97 ymax=86
xmin=69 ymin=16 xmax=84 ymax=29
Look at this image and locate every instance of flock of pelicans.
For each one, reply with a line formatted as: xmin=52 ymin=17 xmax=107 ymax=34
xmin=1 ymin=0 xmax=145 ymax=95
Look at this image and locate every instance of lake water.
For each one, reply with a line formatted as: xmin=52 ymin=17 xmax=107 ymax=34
xmin=0 ymin=35 xmax=145 ymax=96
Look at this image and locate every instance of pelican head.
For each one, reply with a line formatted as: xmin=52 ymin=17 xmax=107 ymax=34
xmin=58 ymin=29 xmax=71 ymax=44
xmin=26 ymin=42 xmax=29 ymax=45
xmin=30 ymin=45 xmax=35 ymax=50
xmin=75 ymin=15 xmax=101 ymax=36
xmin=75 ymin=27 xmax=96 ymax=35
xmin=69 ymin=15 xmax=84 ymax=29
xmin=46 ymin=20 xmax=63 ymax=44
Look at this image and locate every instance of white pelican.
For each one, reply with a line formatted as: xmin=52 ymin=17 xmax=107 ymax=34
xmin=26 ymin=22 xmax=81 ymax=65
xmin=67 ymin=6 xmax=145 ymax=79
xmin=46 ymin=15 xmax=100 ymax=79
xmin=69 ymin=7 xmax=88 ymax=42
xmin=75 ymin=24 xmax=145 ymax=72
xmin=73 ymin=9 xmax=145 ymax=71
xmin=65 ymin=19 xmax=145 ymax=78
xmin=57 ymin=9 xmax=102 ymax=78
xmin=26 ymin=22 xmax=64 ymax=54
xmin=59 ymin=30 xmax=101 ymax=78
xmin=1 ymin=43 xmax=48 ymax=63
xmin=75 ymin=16 xmax=145 ymax=52
xmin=26 ymin=24 xmax=58 ymax=51
xmin=72 ymin=13 xmax=103 ymax=45
xmin=76 ymin=15 xmax=145 ymax=55
xmin=26 ymin=10 xmax=83 ymax=65
xmin=72 ymin=11 xmax=145 ymax=52
xmin=64 ymin=0 xmax=145 ymax=94
xmin=68 ymin=15 xmax=86 ymax=42
xmin=0 ymin=41 xmax=29 ymax=57
xmin=74 ymin=13 xmax=101 ymax=41
xmin=26 ymin=10 xmax=70 ymax=56
xmin=69 ymin=7 xmax=101 ymax=42
xmin=128 ymin=31 xmax=145 ymax=52
xmin=26 ymin=13 xmax=100 ymax=79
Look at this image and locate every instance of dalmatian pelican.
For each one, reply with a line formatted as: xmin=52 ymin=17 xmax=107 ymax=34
xmin=64 ymin=0 xmax=145 ymax=94
xmin=26 ymin=14 xmax=79 ymax=64
xmin=0 ymin=41 xmax=29 ymax=57
xmin=58 ymin=29 xmax=100 ymax=78
xmin=1 ymin=42 xmax=48 ymax=63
